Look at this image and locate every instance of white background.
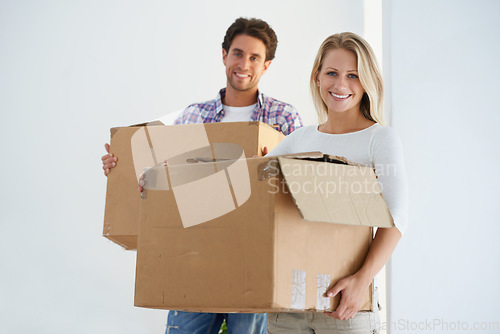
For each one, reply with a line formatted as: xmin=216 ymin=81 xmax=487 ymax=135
xmin=1 ymin=0 xmax=499 ymax=333
xmin=386 ymin=0 xmax=500 ymax=333
xmin=0 ymin=1 xmax=363 ymax=333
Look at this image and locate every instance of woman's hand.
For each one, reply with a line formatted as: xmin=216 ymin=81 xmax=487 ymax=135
xmin=324 ymin=227 xmax=402 ymax=320
xmin=324 ymin=273 xmax=371 ymax=320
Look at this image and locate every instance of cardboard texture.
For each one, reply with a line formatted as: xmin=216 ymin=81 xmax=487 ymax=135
xmin=134 ymin=151 xmax=393 ymax=312
xmin=278 ymin=157 xmax=394 ymax=228
xmin=103 ymin=121 xmax=284 ymax=250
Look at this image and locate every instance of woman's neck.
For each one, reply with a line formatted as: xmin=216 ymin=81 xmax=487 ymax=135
xmin=319 ymin=111 xmax=375 ymax=134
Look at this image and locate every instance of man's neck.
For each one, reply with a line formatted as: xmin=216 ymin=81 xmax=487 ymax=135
xmin=222 ymin=86 xmax=259 ymax=107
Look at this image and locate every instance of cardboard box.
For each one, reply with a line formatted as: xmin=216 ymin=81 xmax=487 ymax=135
xmin=103 ymin=121 xmax=284 ymax=250
xmin=134 ymin=150 xmax=394 ymax=312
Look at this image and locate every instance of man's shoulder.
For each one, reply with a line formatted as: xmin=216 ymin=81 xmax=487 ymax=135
xmin=259 ymin=92 xmax=299 ymax=120
xmin=174 ymin=95 xmax=220 ymax=124
xmin=258 ymin=92 xmax=303 ymax=135
xmin=184 ymin=98 xmax=218 ymax=111
xmin=260 ymin=93 xmax=295 ymax=109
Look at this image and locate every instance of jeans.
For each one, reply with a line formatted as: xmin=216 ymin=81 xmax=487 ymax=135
xmin=165 ymin=311 xmax=267 ymax=334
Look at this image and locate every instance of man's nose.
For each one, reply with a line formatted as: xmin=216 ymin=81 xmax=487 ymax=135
xmin=238 ymin=57 xmax=251 ymax=70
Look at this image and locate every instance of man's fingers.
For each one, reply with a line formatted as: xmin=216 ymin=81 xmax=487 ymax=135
xmin=102 ymin=162 xmax=116 ymax=170
xmin=102 ymin=157 xmax=116 ymax=165
xmin=262 ymin=146 xmax=269 ymax=156
xmin=102 ymin=156 xmax=117 ymax=165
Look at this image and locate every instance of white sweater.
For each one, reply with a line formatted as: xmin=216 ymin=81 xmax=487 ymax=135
xmin=269 ymin=123 xmax=408 ymax=234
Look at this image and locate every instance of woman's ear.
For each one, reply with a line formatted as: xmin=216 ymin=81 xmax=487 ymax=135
xmin=315 ymin=71 xmax=320 ymax=86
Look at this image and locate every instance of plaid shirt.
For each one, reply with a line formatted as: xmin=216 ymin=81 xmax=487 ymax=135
xmin=174 ymin=88 xmax=303 ymax=136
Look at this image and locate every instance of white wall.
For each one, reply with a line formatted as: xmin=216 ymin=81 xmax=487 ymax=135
xmin=0 ymin=1 xmax=363 ymax=333
xmin=385 ymin=0 xmax=500 ymax=332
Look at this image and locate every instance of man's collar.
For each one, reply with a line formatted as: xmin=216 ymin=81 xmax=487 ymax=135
xmin=216 ymin=88 xmax=263 ymax=113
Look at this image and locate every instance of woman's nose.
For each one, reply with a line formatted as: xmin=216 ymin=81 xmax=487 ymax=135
xmin=334 ymin=76 xmax=348 ymax=89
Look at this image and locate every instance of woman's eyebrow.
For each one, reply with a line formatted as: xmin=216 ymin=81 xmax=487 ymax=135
xmin=325 ymin=67 xmax=358 ymax=72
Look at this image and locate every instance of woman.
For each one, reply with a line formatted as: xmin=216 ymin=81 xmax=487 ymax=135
xmin=267 ymin=32 xmax=408 ymax=333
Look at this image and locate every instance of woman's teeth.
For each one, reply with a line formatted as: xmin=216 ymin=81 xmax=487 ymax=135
xmin=331 ymin=92 xmax=349 ymax=99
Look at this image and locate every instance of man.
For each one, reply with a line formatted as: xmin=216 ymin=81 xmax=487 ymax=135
xmin=102 ymin=17 xmax=302 ymax=333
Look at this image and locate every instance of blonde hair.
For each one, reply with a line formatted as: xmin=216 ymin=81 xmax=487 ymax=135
xmin=310 ymin=32 xmax=385 ymax=124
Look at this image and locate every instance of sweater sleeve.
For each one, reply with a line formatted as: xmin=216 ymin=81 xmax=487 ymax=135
xmin=370 ymin=126 xmax=409 ymax=234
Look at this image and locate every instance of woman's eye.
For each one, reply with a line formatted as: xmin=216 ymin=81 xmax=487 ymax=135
xmin=348 ymin=74 xmax=358 ymax=79
xmin=327 ymin=72 xmax=337 ymax=76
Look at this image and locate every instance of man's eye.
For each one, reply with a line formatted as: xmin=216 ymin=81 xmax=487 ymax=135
xmin=234 ymin=52 xmax=242 ymax=57
xmin=251 ymin=57 xmax=258 ymax=62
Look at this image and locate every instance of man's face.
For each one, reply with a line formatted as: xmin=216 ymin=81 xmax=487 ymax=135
xmin=222 ymin=34 xmax=271 ymax=93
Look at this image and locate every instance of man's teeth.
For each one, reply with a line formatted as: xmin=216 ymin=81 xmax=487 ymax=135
xmin=331 ymin=92 xmax=349 ymax=99
xmin=235 ymin=73 xmax=249 ymax=78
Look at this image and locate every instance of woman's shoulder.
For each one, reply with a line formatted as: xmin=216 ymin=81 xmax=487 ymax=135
xmin=287 ymin=124 xmax=317 ymax=137
xmin=293 ymin=124 xmax=317 ymax=132
xmin=370 ymin=123 xmax=400 ymax=141
xmin=369 ymin=124 xmax=404 ymax=153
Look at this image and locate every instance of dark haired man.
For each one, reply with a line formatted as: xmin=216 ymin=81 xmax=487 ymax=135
xmin=101 ymin=17 xmax=302 ymax=333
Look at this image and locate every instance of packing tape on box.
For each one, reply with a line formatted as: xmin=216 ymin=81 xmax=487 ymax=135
xmin=132 ymin=123 xmax=251 ymax=228
xmin=291 ymin=271 xmax=333 ymax=311
xmin=316 ymin=274 xmax=331 ymax=311
xmin=291 ymin=269 xmax=306 ymax=310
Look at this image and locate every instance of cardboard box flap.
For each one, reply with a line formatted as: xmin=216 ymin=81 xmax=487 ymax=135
xmin=110 ymin=120 xmax=166 ymax=138
xmin=278 ymin=156 xmax=394 ymax=228
xmin=142 ymin=143 xmax=251 ymax=229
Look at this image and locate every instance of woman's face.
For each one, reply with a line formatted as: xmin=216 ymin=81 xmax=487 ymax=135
xmin=316 ymin=48 xmax=365 ymax=116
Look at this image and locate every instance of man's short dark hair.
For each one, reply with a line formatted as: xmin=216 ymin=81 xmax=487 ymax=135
xmin=222 ymin=17 xmax=278 ymax=61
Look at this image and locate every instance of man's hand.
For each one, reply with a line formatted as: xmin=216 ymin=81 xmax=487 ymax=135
xmin=324 ymin=273 xmax=371 ymax=320
xmin=101 ymin=143 xmax=117 ymax=176
xmin=138 ymin=172 xmax=145 ymax=193
xmin=252 ymin=146 xmax=269 ymax=158
xmin=261 ymin=146 xmax=268 ymax=156
xmin=138 ymin=160 xmax=167 ymax=192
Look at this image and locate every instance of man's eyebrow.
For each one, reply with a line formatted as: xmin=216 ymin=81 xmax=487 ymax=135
xmin=231 ymin=48 xmax=244 ymax=53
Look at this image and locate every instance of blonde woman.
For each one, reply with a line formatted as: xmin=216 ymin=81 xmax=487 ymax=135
xmin=268 ymin=32 xmax=408 ymax=333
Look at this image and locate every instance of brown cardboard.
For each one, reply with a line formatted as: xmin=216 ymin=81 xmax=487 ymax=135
xmin=103 ymin=121 xmax=285 ymax=250
xmin=134 ymin=152 xmax=391 ymax=312
xmin=278 ymin=157 xmax=394 ymax=228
